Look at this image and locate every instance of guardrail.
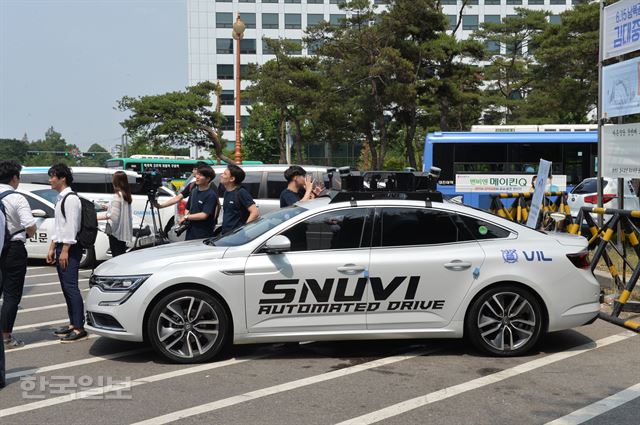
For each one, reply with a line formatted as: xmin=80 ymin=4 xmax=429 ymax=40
xmin=567 ymin=207 xmax=640 ymax=332
xmin=489 ymin=192 xmax=571 ymax=229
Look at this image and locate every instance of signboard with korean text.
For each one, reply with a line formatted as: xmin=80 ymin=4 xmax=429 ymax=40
xmin=604 ymin=0 xmax=640 ymax=60
xmin=455 ymin=174 xmax=566 ymax=193
xmin=602 ymin=123 xmax=640 ymax=178
xmin=602 ymin=56 xmax=640 ymax=118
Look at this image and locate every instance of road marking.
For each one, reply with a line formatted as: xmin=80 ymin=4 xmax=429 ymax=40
xmin=13 ymin=319 xmax=69 ymax=331
xmin=26 ymin=272 xmax=91 ymax=279
xmin=5 ymin=348 xmax=149 ymax=381
xmin=335 ymin=332 xmax=637 ymax=425
xmin=129 ymin=347 xmax=440 ymax=425
xmin=545 ymin=382 xmax=640 ymax=425
xmin=5 ymin=335 xmax=99 ymax=353
xmin=25 ymin=278 xmax=89 ymax=288
xmin=21 ymin=288 xmax=89 ymax=299
xmin=26 ymin=266 xmax=49 ymax=271
xmin=17 ymin=303 xmax=67 ymax=314
xmin=0 ymin=355 xmax=265 ymax=417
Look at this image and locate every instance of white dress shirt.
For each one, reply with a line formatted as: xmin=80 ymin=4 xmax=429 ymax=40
xmin=52 ymin=187 xmax=81 ymax=245
xmin=0 ymin=184 xmax=36 ymax=243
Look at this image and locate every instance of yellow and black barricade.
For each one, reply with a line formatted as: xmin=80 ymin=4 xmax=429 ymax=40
xmin=489 ymin=192 xmax=570 ymax=229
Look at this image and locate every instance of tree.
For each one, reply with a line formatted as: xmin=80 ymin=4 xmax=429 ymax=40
xmin=24 ymin=127 xmax=77 ymax=166
xmin=0 ymin=139 xmax=28 ymax=163
xmin=242 ymin=104 xmax=282 ymax=164
xmin=79 ymin=143 xmax=111 ymax=167
xmin=117 ymin=81 xmax=233 ymax=164
xmin=473 ymin=9 xmax=549 ymax=124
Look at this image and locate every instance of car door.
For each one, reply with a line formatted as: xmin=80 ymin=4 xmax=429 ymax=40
xmin=244 ymin=207 xmax=373 ymax=333
xmin=21 ymin=193 xmax=55 ymax=259
xmin=366 ymin=206 xmax=486 ymax=330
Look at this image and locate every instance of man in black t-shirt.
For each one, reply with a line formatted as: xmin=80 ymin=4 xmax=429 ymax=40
xmin=178 ymin=166 xmax=219 ymax=240
xmin=280 ymin=165 xmax=314 ymax=208
xmin=156 ymin=161 xmax=211 ymax=210
xmin=219 ymin=164 xmax=259 ymax=235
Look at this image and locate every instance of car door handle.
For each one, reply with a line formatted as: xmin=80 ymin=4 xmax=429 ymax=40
xmin=444 ymin=260 xmax=472 ymax=271
xmin=337 ymin=264 xmax=366 ymax=274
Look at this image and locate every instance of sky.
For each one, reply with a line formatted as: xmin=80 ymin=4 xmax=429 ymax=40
xmin=0 ymin=0 xmax=188 ymax=151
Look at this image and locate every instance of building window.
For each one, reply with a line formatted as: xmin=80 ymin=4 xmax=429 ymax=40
xmin=484 ymin=0 xmax=500 ymax=4
xmin=308 ymin=40 xmax=323 ymax=54
xmin=239 ymin=0 xmax=255 ymax=2
xmin=330 ymin=0 xmax=346 ymax=4
xmin=222 ymin=116 xmax=234 ymax=131
xmin=285 ymin=14 xmax=302 ymax=29
xmin=549 ymin=15 xmax=561 ymax=24
xmin=262 ymin=13 xmax=279 ymax=29
xmin=307 ymin=14 xmax=324 ymax=27
xmin=284 ymin=0 xmax=301 ymax=3
xmin=486 ymin=40 xmax=500 ymax=54
xmin=462 ymin=15 xmax=478 ymax=30
xmin=240 ymin=39 xmax=256 ymax=54
xmin=506 ymin=0 xmax=522 ymax=4
xmin=467 ymin=0 xmax=479 ymax=4
xmin=550 ymin=0 xmax=565 ymax=4
xmin=216 ymin=12 xmax=233 ymax=28
xmin=216 ymin=0 xmax=231 ymax=2
xmin=285 ymin=39 xmax=302 ymax=55
xmin=447 ymin=15 xmax=457 ymax=30
xmin=528 ymin=0 xmax=544 ymax=3
xmin=216 ymin=39 xmax=234 ymax=54
xmin=241 ymin=115 xmax=249 ymax=129
xmin=217 ymin=65 xmax=234 ymax=80
xmin=240 ymin=64 xmax=250 ymax=78
xmin=374 ymin=0 xmax=387 ymax=4
xmin=243 ymin=13 xmax=256 ymax=29
xmin=262 ymin=39 xmax=275 ymax=54
xmin=262 ymin=0 xmax=278 ymax=2
xmin=308 ymin=0 xmax=324 ymax=3
xmin=484 ymin=14 xmax=501 ymax=24
xmin=220 ymin=90 xmax=234 ymax=106
xmin=441 ymin=0 xmax=456 ymax=4
xmin=330 ymin=14 xmax=346 ymax=26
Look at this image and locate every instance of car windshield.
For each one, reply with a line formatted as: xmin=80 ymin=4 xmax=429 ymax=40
xmin=206 ymin=206 xmax=306 ymax=247
xmin=31 ymin=188 xmax=58 ymax=205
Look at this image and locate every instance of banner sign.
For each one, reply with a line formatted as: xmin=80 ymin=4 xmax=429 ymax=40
xmin=455 ymin=174 xmax=566 ymax=193
xmin=526 ymin=160 xmax=552 ymax=229
xmin=602 ymin=123 xmax=640 ymax=178
xmin=602 ymin=57 xmax=640 ymax=118
xmin=604 ymin=0 xmax=640 ymax=60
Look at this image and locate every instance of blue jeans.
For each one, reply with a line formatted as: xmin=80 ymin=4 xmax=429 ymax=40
xmin=55 ymin=244 xmax=84 ymax=329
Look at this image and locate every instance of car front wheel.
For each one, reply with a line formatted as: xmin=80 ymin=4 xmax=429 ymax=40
xmin=466 ymin=285 xmax=543 ymax=356
xmin=147 ymin=289 xmax=230 ymax=363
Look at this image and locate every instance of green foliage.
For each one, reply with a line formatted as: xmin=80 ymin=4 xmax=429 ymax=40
xmin=242 ymin=104 xmax=282 ymax=164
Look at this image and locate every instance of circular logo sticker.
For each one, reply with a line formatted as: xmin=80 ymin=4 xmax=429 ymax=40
xmin=478 ymin=226 xmax=488 ymax=236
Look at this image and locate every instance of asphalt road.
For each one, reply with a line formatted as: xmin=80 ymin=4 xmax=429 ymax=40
xmin=1 ymin=263 xmax=638 ymax=424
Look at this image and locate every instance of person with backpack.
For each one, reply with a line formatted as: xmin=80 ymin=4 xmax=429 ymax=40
xmin=97 ymin=171 xmax=133 ymax=257
xmin=219 ymin=164 xmax=259 ymax=235
xmin=0 ymin=160 xmax=36 ymax=349
xmin=0 ymin=193 xmax=6 ymax=388
xmin=46 ymin=163 xmax=89 ymax=343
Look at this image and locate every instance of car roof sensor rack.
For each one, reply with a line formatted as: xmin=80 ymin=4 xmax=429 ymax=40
xmin=327 ymin=167 xmax=443 ymax=205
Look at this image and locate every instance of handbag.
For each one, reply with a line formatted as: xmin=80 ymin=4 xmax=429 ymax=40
xmin=105 ymin=221 xmax=113 ymax=236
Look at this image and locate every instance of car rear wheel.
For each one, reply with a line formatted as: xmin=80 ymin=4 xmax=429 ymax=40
xmin=147 ymin=289 xmax=230 ymax=363
xmin=466 ymin=285 xmax=543 ymax=356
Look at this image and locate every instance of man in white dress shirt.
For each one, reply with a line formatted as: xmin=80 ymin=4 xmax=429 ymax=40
xmin=0 ymin=160 xmax=36 ymax=349
xmin=0 ymin=199 xmax=6 ymax=388
xmin=46 ymin=163 xmax=88 ymax=343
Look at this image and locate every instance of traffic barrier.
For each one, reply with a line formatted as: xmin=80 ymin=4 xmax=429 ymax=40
xmin=489 ymin=192 xmax=571 ymax=229
xmin=568 ymin=207 xmax=640 ymax=332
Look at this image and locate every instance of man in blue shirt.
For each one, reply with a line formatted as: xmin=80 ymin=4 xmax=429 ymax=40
xmin=219 ymin=164 xmax=259 ymax=235
xmin=178 ymin=166 xmax=219 ymax=240
xmin=280 ymin=165 xmax=314 ymax=208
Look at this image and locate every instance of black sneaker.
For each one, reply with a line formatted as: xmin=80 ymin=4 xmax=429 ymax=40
xmin=60 ymin=330 xmax=89 ymax=344
xmin=53 ymin=327 xmax=73 ymax=336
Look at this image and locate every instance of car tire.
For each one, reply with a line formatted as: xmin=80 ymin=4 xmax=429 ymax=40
xmin=79 ymin=247 xmax=96 ymax=269
xmin=465 ymin=285 xmax=543 ymax=357
xmin=146 ymin=289 xmax=230 ymax=363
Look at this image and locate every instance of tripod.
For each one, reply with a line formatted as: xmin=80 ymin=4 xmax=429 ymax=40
xmin=134 ymin=190 xmax=169 ymax=249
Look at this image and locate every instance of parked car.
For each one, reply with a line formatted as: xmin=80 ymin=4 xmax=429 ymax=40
xmin=20 ymin=167 xmax=179 ymax=241
xmin=17 ymin=183 xmax=148 ymax=268
xmin=568 ymin=177 xmax=640 ymax=218
xmin=86 ymin=189 xmax=600 ymax=363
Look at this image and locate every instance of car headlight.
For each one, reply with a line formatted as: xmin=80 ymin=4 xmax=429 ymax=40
xmin=89 ymin=274 xmax=151 ymax=292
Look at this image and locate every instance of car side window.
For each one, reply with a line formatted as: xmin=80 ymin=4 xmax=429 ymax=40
xmin=378 ymin=207 xmax=474 ymax=247
xmin=242 ymin=171 xmax=262 ymax=198
xmin=458 ymin=214 xmax=511 ymax=240
xmin=266 ymin=172 xmax=288 ymax=199
xmin=279 ymin=208 xmax=370 ymax=252
xmin=22 ymin=194 xmax=54 ymax=217
xmin=70 ymin=173 xmax=109 ymax=193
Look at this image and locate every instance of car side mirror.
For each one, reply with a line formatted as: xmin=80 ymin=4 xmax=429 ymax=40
xmin=32 ymin=209 xmax=47 ymax=218
xmin=264 ymin=235 xmax=291 ymax=254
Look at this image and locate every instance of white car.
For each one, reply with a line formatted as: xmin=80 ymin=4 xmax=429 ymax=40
xmin=568 ymin=177 xmax=640 ymax=217
xmin=18 ymin=183 xmax=146 ymax=268
xmin=86 ymin=190 xmax=600 ymax=363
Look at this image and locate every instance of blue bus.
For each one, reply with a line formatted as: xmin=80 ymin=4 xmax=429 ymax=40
xmin=423 ymin=125 xmax=598 ymax=208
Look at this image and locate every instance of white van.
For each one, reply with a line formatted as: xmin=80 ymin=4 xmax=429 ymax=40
xmin=20 ymin=167 xmax=180 ymax=242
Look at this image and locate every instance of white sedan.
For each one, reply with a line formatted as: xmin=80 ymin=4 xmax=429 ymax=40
xmin=18 ymin=183 xmax=144 ymax=268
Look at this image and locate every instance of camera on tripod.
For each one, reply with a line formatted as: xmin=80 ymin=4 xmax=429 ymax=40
xmin=141 ymin=168 xmax=163 ymax=198
xmin=173 ymin=220 xmax=191 ymax=237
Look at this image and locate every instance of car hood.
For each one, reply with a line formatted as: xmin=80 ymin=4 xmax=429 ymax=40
xmin=93 ymin=239 xmax=228 ymax=275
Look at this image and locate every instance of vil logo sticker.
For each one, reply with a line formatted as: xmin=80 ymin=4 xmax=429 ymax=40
xmin=523 ymin=251 xmax=552 ymax=262
xmin=502 ymin=249 xmax=518 ymax=264
xmin=502 ymin=249 xmax=552 ymax=263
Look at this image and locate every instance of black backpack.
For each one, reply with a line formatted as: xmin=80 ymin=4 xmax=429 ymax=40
xmin=61 ymin=192 xmax=98 ymax=249
xmin=0 ymin=190 xmax=25 ymax=255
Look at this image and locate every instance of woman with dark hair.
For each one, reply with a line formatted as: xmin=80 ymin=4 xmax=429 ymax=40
xmin=97 ymin=171 xmax=133 ymax=257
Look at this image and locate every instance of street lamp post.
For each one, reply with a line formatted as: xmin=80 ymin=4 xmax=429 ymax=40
xmin=232 ymin=13 xmax=246 ymax=164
